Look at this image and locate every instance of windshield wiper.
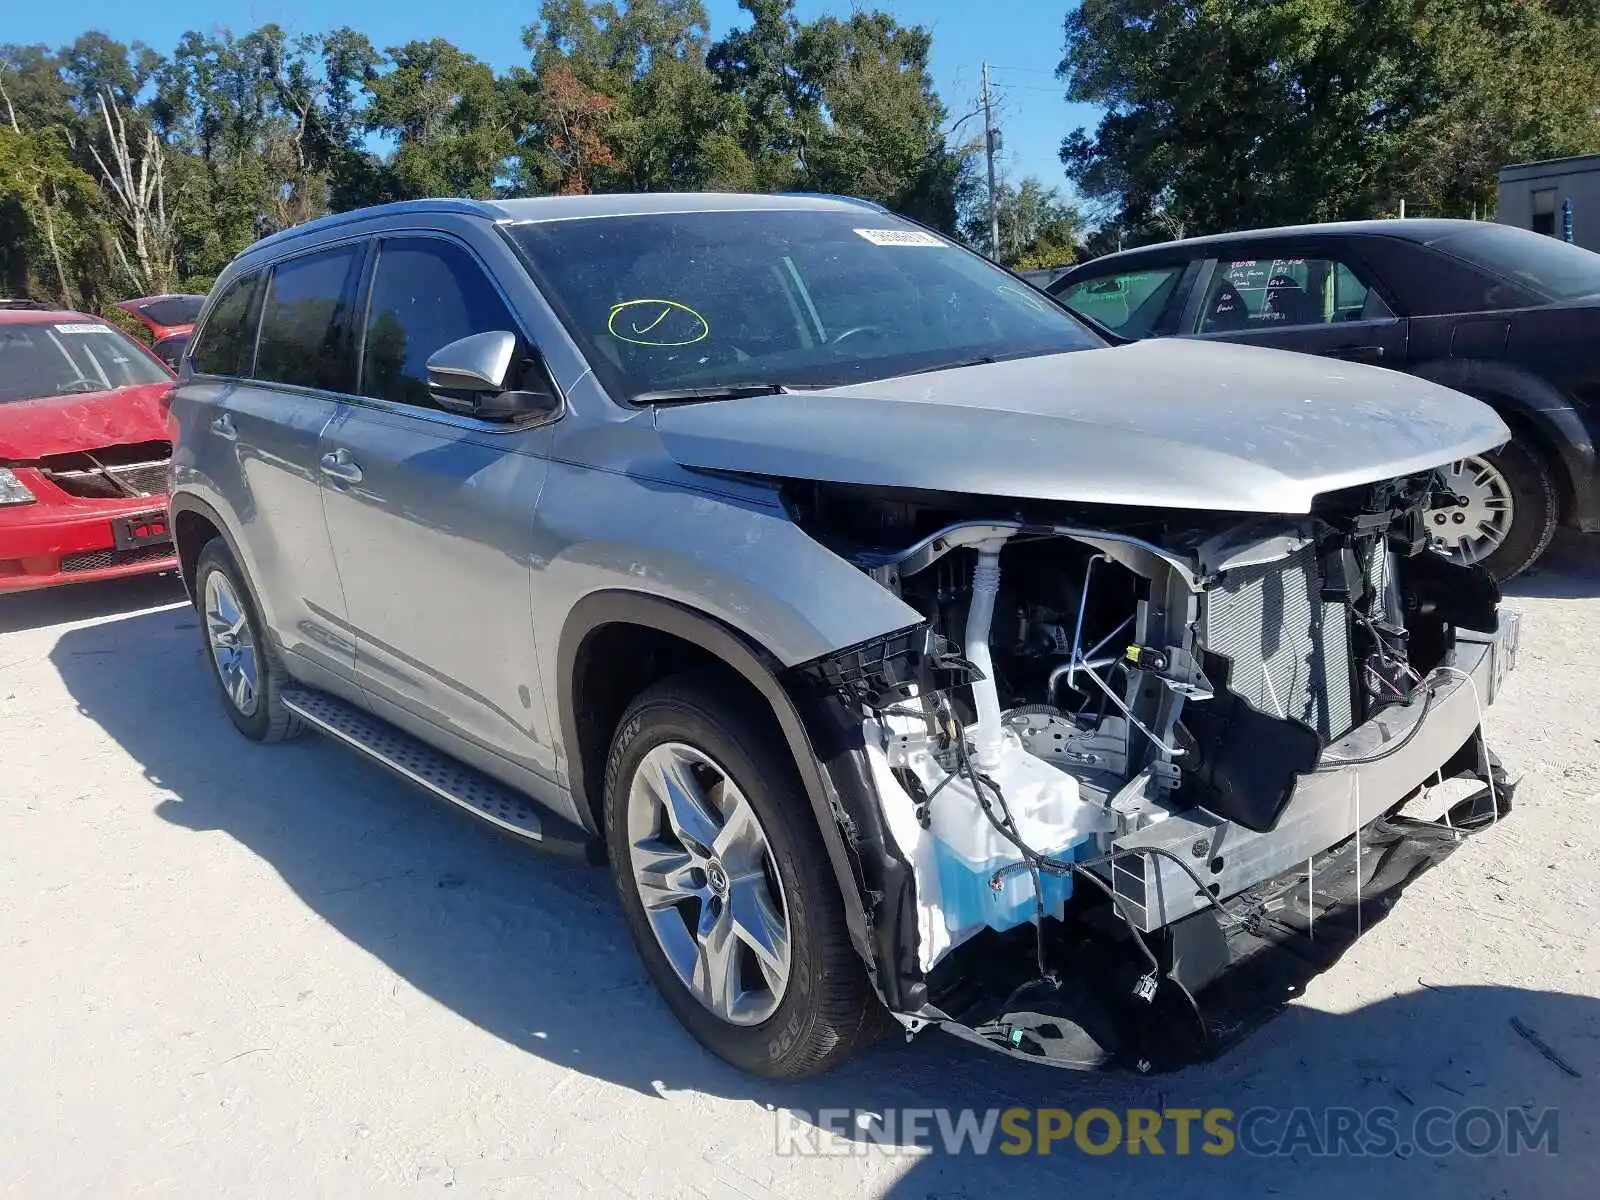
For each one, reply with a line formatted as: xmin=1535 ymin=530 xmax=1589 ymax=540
xmin=630 ymin=383 xmax=789 ymax=406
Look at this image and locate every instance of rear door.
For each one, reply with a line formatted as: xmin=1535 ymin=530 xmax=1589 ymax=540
xmin=1184 ymin=243 xmax=1409 ymax=366
xmin=181 ymin=247 xmax=363 ymax=684
xmin=319 ymin=232 xmax=558 ymax=784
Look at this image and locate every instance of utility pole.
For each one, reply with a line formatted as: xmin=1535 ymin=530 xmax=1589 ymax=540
xmin=982 ymin=61 xmax=1000 ymax=259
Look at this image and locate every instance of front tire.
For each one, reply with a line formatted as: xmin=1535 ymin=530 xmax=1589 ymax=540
xmin=195 ymin=539 xmax=302 ymax=743
xmin=603 ymin=673 xmax=878 ymax=1077
xmin=1428 ymin=438 xmax=1557 ymax=581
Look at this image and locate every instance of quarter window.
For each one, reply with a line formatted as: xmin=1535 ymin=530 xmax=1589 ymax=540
xmin=360 ymin=238 xmax=519 ymax=410
xmin=255 ymin=245 xmax=363 ymax=392
xmin=191 ymin=272 xmax=261 ymax=377
xmin=1054 ymin=267 xmax=1184 ymax=337
xmin=1196 ymin=257 xmax=1392 ymax=333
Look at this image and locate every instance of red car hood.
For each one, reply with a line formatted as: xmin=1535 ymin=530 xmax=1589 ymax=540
xmin=0 ymin=383 xmax=171 ymax=461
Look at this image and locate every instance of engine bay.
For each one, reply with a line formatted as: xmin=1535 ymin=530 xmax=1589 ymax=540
xmin=785 ymin=473 xmax=1511 ymax=1070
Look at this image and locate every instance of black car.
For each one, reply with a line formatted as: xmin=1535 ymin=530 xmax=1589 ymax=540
xmin=1050 ymin=220 xmax=1600 ymax=578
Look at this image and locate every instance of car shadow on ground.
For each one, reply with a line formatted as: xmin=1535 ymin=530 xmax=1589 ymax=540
xmin=49 ymin=604 xmax=1598 ymax=1197
xmin=1503 ymin=530 xmax=1600 ymax=600
xmin=0 ymin=572 xmax=187 ymax=634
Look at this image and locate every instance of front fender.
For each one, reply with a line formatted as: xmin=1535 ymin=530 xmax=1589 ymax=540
xmin=555 ymin=589 xmax=920 ymax=1009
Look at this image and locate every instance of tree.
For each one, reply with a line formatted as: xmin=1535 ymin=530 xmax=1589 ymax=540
xmin=366 ymin=39 xmax=512 ymax=199
xmin=88 ymin=90 xmax=176 ymax=294
xmin=708 ymin=2 xmax=970 ymax=229
xmin=1058 ymin=0 xmax=1600 ymax=240
xmin=515 ymin=0 xmax=751 ymax=194
xmin=3 ymin=13 xmax=981 ymax=303
xmin=962 ymin=176 xmax=1081 ymax=268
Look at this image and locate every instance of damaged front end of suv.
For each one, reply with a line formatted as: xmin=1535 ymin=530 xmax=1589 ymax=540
xmin=768 ymin=468 xmax=1519 ymax=1073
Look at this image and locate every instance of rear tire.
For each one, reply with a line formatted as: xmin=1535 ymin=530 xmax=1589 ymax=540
xmin=603 ymin=672 xmax=879 ymax=1077
xmin=194 ymin=539 xmax=303 ymax=743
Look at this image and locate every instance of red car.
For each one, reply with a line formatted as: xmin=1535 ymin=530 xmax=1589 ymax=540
xmin=117 ymin=293 xmax=205 ymax=369
xmin=0 ymin=305 xmax=179 ymax=592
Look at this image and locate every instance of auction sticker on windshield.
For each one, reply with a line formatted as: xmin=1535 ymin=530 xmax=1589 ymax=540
xmin=54 ymin=323 xmax=114 ymax=334
xmin=854 ymin=228 xmax=945 ymax=247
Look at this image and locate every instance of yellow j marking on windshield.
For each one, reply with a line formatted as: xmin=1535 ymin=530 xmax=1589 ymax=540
xmin=608 ymin=299 xmax=710 ymax=346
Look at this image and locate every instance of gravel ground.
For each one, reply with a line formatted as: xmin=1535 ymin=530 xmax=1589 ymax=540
xmin=2 ymin=538 xmax=1597 ymax=1198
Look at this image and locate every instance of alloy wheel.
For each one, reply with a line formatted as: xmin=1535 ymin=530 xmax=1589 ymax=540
xmin=625 ymin=741 xmax=792 ymax=1026
xmin=204 ymin=570 xmax=260 ymax=717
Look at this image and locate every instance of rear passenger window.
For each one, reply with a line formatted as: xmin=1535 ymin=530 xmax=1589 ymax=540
xmin=1197 ymin=256 xmax=1392 ymax=332
xmin=360 ymin=238 xmax=518 ymax=410
xmin=1053 ymin=267 xmax=1183 ymax=338
xmin=255 ymin=245 xmax=363 ymax=392
xmin=192 ymin=273 xmax=260 ymax=377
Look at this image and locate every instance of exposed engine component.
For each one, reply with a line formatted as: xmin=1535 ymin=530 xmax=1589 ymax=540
xmin=788 ymin=470 xmax=1514 ymax=1071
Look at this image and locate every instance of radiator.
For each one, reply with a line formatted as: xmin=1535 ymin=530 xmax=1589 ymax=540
xmin=1199 ymin=543 xmax=1360 ymax=741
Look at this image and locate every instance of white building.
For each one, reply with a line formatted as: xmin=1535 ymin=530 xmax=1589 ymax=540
xmin=1497 ymin=155 xmax=1600 ymax=252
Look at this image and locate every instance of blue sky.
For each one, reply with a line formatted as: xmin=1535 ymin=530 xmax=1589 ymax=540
xmin=7 ymin=0 xmax=1102 ymax=193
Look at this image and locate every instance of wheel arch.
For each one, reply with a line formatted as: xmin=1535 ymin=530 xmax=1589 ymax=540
xmin=556 ymin=590 xmax=882 ymax=985
xmin=170 ymin=493 xmax=243 ymax=603
xmin=1409 ymin=358 xmax=1595 ymax=525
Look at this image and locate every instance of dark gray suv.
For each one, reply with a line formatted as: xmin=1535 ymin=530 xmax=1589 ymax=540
xmin=169 ymin=193 xmax=1521 ymax=1077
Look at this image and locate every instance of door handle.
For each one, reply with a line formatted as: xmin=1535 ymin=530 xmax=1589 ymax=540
xmin=319 ymin=450 xmax=363 ymax=484
xmin=210 ymin=413 xmax=238 ymax=441
xmin=1328 ymin=344 xmax=1385 ymax=362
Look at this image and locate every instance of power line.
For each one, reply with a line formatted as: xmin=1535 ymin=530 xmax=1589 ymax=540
xmin=987 ymin=64 xmax=1059 ymax=76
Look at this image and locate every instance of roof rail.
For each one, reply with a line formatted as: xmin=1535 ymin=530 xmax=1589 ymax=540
xmin=247 ymin=197 xmax=504 ymax=254
xmin=0 ymin=298 xmax=48 ymax=309
xmin=772 ymin=191 xmax=887 ymax=211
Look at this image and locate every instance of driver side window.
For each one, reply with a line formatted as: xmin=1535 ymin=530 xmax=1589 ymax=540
xmin=361 ymin=238 xmax=519 ymax=411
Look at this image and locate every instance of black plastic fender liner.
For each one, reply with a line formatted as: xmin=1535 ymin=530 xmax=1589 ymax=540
xmin=556 ymin=589 xmax=918 ymax=1008
xmin=783 ymin=684 xmax=929 ymax=1016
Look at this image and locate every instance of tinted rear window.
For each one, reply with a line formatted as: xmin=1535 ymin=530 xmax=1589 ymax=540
xmin=255 ymin=246 xmax=363 ymax=392
xmin=138 ymin=295 xmax=205 ymax=327
xmin=1432 ymin=225 xmax=1600 ymax=302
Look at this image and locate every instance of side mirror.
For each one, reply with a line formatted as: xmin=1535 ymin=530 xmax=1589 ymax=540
xmin=427 ymin=330 xmax=517 ymax=394
xmin=425 ymin=331 xmax=561 ymax=423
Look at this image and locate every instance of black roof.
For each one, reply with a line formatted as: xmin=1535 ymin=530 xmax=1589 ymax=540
xmin=1081 ymin=218 xmax=1488 ymax=266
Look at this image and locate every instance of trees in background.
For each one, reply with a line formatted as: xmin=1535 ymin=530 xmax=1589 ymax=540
xmin=962 ymin=176 xmax=1082 ymax=269
xmin=0 ymin=0 xmax=975 ymax=307
xmin=1059 ymin=0 xmax=1600 ymax=247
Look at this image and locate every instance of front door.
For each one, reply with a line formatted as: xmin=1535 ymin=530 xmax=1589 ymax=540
xmin=319 ymin=235 xmax=557 ymax=783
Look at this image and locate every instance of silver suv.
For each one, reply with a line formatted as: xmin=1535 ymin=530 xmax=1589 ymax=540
xmin=169 ymin=193 xmax=1521 ymax=1078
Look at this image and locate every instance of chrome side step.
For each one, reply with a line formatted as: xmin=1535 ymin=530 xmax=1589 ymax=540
xmin=282 ymin=688 xmax=599 ymax=862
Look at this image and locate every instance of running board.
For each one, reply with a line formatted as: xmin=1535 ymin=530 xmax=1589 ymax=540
xmin=282 ymin=688 xmax=600 ymax=863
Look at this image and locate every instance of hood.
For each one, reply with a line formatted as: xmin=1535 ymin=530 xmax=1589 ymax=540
xmin=0 ymin=383 xmax=171 ymax=462
xmin=654 ymin=339 xmax=1510 ymax=513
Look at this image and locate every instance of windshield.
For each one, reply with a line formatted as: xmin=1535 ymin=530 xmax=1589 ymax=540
xmin=505 ymin=209 xmax=1101 ymax=398
xmin=1432 ymin=224 xmax=1600 ymax=301
xmin=0 ymin=319 xmax=171 ymax=404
